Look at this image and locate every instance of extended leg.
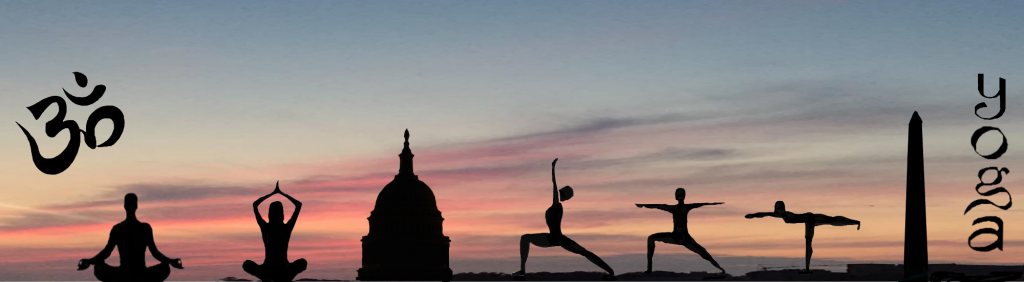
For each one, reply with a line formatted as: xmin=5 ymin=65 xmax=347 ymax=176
xmin=562 ymin=242 xmax=615 ymax=276
xmin=646 ymin=233 xmax=674 ymax=273
xmin=682 ymin=239 xmax=725 ymax=274
xmin=817 ymin=215 xmax=860 ymax=230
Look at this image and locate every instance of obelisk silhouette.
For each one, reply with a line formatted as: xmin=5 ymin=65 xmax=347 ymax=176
xmin=902 ymin=111 xmax=928 ymax=282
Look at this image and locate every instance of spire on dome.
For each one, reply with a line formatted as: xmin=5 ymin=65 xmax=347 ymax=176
xmin=399 ymin=129 xmax=415 ymax=176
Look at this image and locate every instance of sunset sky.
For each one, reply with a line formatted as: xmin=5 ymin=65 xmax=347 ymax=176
xmin=3 ymin=0 xmax=1024 ymax=280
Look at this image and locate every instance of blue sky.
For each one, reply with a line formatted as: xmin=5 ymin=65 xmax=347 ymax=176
xmin=3 ymin=1 xmax=1024 ymax=280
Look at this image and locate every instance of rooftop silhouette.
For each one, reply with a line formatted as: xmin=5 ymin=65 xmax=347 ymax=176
xmin=358 ymin=129 xmax=452 ymax=281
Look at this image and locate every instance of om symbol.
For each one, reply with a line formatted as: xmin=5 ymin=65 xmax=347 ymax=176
xmin=15 ymin=72 xmax=125 ymax=175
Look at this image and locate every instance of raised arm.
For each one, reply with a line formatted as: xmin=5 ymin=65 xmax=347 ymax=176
xmin=279 ymin=190 xmax=302 ymax=226
xmin=552 ymin=158 xmax=559 ymax=205
xmin=80 ymin=227 xmax=117 ymax=270
xmin=690 ymin=202 xmax=725 ymax=208
xmin=744 ymin=212 xmax=776 ymax=219
xmin=636 ymin=204 xmax=673 ymax=212
xmin=89 ymin=227 xmax=118 ymax=262
xmin=253 ymin=184 xmax=278 ymax=225
xmin=145 ymin=224 xmax=183 ymax=269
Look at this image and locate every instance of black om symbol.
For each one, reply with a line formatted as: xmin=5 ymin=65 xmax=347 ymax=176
xmin=15 ymin=72 xmax=125 ymax=175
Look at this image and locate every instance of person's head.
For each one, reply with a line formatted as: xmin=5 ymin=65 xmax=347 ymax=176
xmin=559 ymin=186 xmax=574 ymax=202
xmin=774 ymin=201 xmax=786 ymax=214
xmin=124 ymin=193 xmax=138 ymax=215
xmin=269 ymin=201 xmax=284 ymax=223
xmin=675 ymin=188 xmax=686 ymax=202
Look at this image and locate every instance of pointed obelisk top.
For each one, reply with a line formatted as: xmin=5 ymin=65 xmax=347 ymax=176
xmin=910 ymin=111 xmax=922 ymax=123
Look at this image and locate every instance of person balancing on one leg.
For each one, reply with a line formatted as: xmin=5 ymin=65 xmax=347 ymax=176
xmin=636 ymin=188 xmax=726 ymax=277
xmin=744 ymin=201 xmax=860 ymax=274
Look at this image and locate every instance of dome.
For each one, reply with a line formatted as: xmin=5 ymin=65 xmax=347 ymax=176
xmin=371 ymin=175 xmax=441 ymax=217
xmin=359 ymin=129 xmax=451 ymax=281
xmin=367 ymin=129 xmax=444 ymax=218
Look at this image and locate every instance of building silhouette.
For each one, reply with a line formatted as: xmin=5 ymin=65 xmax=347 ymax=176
xmin=903 ymin=112 xmax=927 ymax=282
xmin=357 ymin=129 xmax=453 ymax=281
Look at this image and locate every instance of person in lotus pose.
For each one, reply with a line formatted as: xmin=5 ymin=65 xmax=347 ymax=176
xmin=77 ymin=193 xmax=184 ymax=282
xmin=636 ymin=188 xmax=726 ymax=276
xmin=744 ymin=201 xmax=860 ymax=274
xmin=513 ymin=159 xmax=616 ymax=281
xmin=243 ymin=182 xmax=307 ymax=282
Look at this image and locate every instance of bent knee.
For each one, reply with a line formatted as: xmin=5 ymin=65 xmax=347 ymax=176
xmin=522 ymin=233 xmax=544 ymax=240
xmin=243 ymin=260 xmax=260 ymax=273
xmin=156 ymin=263 xmax=171 ymax=272
xmin=293 ymin=258 xmax=308 ymax=270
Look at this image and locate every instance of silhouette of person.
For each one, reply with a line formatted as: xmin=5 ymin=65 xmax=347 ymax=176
xmin=243 ymin=181 xmax=307 ymax=282
xmin=76 ymin=193 xmax=184 ymax=282
xmin=744 ymin=201 xmax=860 ymax=274
xmin=636 ymin=188 xmax=726 ymax=275
xmin=513 ymin=159 xmax=616 ymax=281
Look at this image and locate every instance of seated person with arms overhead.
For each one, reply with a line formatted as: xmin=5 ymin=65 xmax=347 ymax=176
xmin=77 ymin=193 xmax=184 ymax=282
xmin=243 ymin=182 xmax=307 ymax=282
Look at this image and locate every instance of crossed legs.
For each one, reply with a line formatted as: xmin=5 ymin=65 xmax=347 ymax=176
xmin=93 ymin=261 xmax=171 ymax=282
xmin=243 ymin=258 xmax=308 ymax=282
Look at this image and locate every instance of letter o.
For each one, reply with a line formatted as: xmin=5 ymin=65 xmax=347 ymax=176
xmin=971 ymin=126 xmax=1009 ymax=159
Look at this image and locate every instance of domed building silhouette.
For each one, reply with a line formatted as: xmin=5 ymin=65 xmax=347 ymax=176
xmin=358 ymin=129 xmax=452 ymax=281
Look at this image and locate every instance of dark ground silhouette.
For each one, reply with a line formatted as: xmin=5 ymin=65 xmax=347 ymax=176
xmin=214 ymin=264 xmax=1024 ymax=282
xmin=76 ymin=193 xmax=183 ymax=282
xmin=244 ymin=182 xmax=307 ymax=282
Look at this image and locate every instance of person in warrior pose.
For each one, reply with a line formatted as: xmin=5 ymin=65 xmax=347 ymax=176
xmin=77 ymin=193 xmax=184 ymax=282
xmin=636 ymin=188 xmax=726 ymax=275
xmin=744 ymin=201 xmax=860 ymax=274
xmin=513 ymin=159 xmax=616 ymax=281
xmin=243 ymin=182 xmax=307 ymax=282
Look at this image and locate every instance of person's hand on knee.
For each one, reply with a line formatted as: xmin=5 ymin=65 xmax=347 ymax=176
xmin=77 ymin=258 xmax=92 ymax=270
xmin=170 ymin=258 xmax=183 ymax=269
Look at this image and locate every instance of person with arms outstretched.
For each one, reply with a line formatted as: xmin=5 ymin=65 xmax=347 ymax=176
xmin=744 ymin=201 xmax=860 ymax=274
xmin=77 ymin=193 xmax=184 ymax=282
xmin=636 ymin=188 xmax=726 ymax=276
xmin=243 ymin=181 xmax=307 ymax=282
xmin=513 ymin=159 xmax=616 ymax=281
